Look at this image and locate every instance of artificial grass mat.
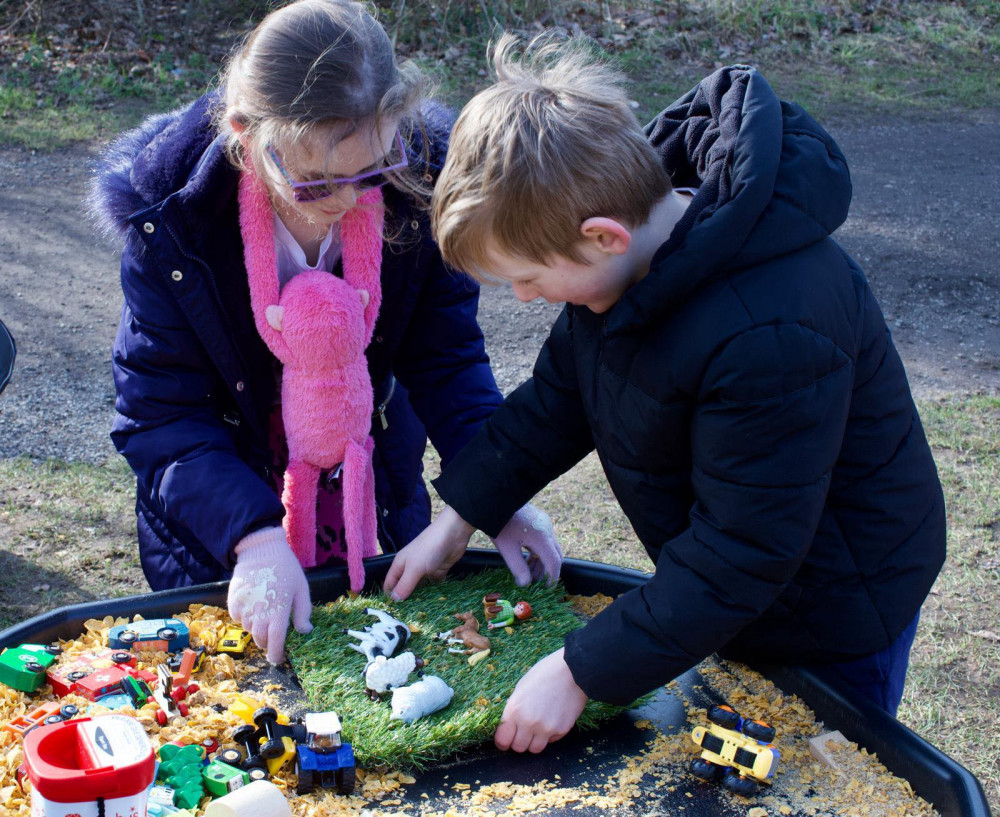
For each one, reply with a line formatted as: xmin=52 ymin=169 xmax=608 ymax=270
xmin=286 ymin=568 xmax=629 ymax=770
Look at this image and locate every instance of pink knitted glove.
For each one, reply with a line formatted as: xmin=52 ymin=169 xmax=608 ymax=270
xmin=228 ymin=526 xmax=313 ymax=664
xmin=490 ymin=504 xmax=562 ymax=587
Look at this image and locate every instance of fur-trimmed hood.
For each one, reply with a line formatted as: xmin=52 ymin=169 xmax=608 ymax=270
xmin=89 ymin=91 xmax=455 ymax=250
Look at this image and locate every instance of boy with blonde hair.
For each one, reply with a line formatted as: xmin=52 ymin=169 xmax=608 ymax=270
xmin=385 ymin=37 xmax=945 ymax=754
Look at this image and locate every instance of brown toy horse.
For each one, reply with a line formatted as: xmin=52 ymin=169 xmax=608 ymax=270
xmin=436 ymin=612 xmax=490 ymax=655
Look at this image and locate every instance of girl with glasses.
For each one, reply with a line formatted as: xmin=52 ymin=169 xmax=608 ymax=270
xmin=92 ymin=0 xmax=561 ymax=664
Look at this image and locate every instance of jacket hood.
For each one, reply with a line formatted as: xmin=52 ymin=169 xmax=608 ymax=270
xmin=609 ymin=66 xmax=852 ymax=333
xmin=89 ymin=92 xmax=455 ymax=250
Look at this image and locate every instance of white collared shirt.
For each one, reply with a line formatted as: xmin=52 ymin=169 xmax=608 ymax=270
xmin=273 ymin=212 xmax=343 ymax=290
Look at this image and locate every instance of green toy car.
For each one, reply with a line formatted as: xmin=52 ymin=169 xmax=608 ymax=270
xmin=0 ymin=644 xmax=61 ymax=692
xmin=202 ymin=758 xmax=252 ymax=797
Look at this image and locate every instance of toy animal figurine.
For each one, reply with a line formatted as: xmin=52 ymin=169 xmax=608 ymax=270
xmin=363 ymin=652 xmax=424 ymax=700
xmin=344 ymin=608 xmax=411 ymax=665
xmin=390 ymin=675 xmax=454 ymax=724
xmin=436 ymin=612 xmax=491 ymax=656
xmin=486 ymin=600 xmax=533 ymax=629
xmin=241 ymin=171 xmax=384 ymax=592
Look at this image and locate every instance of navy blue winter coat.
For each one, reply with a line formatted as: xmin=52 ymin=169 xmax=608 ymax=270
xmin=93 ymin=94 xmax=502 ymax=589
xmin=434 ymin=67 xmax=946 ymax=705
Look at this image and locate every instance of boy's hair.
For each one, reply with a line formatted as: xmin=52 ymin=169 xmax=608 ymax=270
xmin=215 ymin=0 xmax=427 ymax=199
xmin=433 ymin=34 xmax=671 ymax=278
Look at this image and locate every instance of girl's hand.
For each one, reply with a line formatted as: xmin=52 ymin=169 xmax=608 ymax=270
xmin=490 ymin=504 xmax=562 ymax=586
xmin=495 ymin=647 xmax=588 ymax=753
xmin=227 ymin=526 xmax=313 ymax=664
xmin=383 ymin=505 xmax=476 ymax=600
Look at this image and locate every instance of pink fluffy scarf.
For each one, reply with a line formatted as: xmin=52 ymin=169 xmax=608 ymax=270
xmin=238 ymin=165 xmax=384 ymax=591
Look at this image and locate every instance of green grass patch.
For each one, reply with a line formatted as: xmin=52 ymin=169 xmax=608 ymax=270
xmin=286 ymin=567 xmax=628 ymax=770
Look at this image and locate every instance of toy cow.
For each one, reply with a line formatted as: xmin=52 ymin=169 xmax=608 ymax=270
xmin=344 ymin=608 xmax=411 ymax=665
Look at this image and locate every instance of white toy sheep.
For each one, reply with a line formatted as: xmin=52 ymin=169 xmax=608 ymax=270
xmin=344 ymin=607 xmax=411 ymax=664
xmin=390 ymin=675 xmax=454 ymax=724
xmin=363 ymin=651 xmax=424 ymax=699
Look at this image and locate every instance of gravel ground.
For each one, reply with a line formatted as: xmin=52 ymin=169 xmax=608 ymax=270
xmin=0 ymin=109 xmax=997 ymax=463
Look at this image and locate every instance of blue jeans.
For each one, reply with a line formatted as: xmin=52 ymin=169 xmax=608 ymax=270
xmin=803 ymin=612 xmax=920 ymax=717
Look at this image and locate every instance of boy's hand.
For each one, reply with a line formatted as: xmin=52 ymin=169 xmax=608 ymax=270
xmin=384 ymin=505 xmax=476 ymax=600
xmin=495 ymin=647 xmax=588 ymax=753
xmin=228 ymin=526 xmax=313 ymax=665
xmin=490 ymin=504 xmax=562 ymax=586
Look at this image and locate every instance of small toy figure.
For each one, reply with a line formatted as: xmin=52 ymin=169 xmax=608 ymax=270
xmin=436 ymin=612 xmax=491 ymax=656
xmin=294 ymin=711 xmax=356 ymax=796
xmin=151 ymin=664 xmax=193 ymax=726
xmin=344 ymin=607 xmax=411 ymax=664
xmin=689 ymin=704 xmax=780 ymax=796
xmin=363 ymin=652 xmax=424 ymax=700
xmin=390 ymin=675 xmax=454 ymax=724
xmin=486 ymin=599 xmax=533 ymax=629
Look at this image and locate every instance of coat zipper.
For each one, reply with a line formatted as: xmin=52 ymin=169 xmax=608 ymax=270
xmin=373 ymin=375 xmax=396 ymax=431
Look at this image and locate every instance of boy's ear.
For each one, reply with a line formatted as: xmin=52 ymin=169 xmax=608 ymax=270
xmin=579 ymin=217 xmax=631 ymax=255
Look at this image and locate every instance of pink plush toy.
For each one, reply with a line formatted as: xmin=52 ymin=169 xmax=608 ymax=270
xmin=239 ymin=168 xmax=384 ymax=592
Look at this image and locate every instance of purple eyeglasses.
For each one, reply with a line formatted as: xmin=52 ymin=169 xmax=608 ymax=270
xmin=266 ymin=131 xmax=408 ymax=203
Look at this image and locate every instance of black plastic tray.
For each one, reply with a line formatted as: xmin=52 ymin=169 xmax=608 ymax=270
xmin=0 ymin=551 xmax=991 ymax=817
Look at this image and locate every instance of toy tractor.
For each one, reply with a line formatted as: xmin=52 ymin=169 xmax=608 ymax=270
xmin=294 ymin=711 xmax=356 ymax=796
xmin=690 ymin=704 xmax=780 ymax=796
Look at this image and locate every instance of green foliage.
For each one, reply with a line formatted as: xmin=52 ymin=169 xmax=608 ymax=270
xmin=286 ymin=568 xmax=628 ymax=770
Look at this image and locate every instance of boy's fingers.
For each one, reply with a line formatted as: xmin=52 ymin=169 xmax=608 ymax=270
xmin=494 ymin=719 xmax=517 ymax=751
xmin=528 ymin=733 xmax=550 ymax=754
xmin=250 ymin=616 xmax=270 ymax=657
xmin=383 ymin=555 xmax=405 ymax=595
xmin=387 ymin=560 xmax=422 ymax=601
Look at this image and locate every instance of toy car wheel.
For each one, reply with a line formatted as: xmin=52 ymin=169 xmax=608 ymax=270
xmin=707 ymin=704 xmax=741 ymax=731
xmin=43 ymin=645 xmax=62 ymax=656
xmin=722 ymin=770 xmax=758 ymax=797
xmin=67 ymin=670 xmax=88 ymax=682
xmin=742 ymin=719 xmax=776 ymax=743
xmin=253 ymin=706 xmax=278 ymax=728
xmin=242 ymin=754 xmax=268 ymax=773
xmin=119 ymin=630 xmax=138 ymax=644
xmin=295 ymin=758 xmax=315 ymax=796
xmin=260 ymin=738 xmax=285 ymax=760
xmin=44 ymin=715 xmax=64 ymax=725
xmin=156 ymin=709 xmax=168 ymax=726
xmin=248 ymin=767 xmax=268 ymax=783
xmin=24 ymin=661 xmax=44 ymax=673
xmin=157 ymin=627 xmax=178 ymax=642
xmin=690 ymin=758 xmax=725 ymax=781
xmin=218 ymin=747 xmax=243 ymax=767
xmin=111 ymin=652 xmax=132 ymax=664
xmin=232 ymin=724 xmax=257 ymax=745
xmin=336 ymin=766 xmax=357 ymax=795
xmin=178 ymin=702 xmax=189 ymax=717
xmin=59 ymin=705 xmax=78 ymax=719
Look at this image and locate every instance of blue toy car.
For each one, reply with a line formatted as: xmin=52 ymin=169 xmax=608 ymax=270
xmin=108 ymin=618 xmax=189 ymax=652
xmin=294 ymin=712 xmax=356 ymax=795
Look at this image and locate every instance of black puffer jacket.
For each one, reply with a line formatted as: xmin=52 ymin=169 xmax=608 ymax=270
xmin=434 ymin=67 xmax=946 ymax=705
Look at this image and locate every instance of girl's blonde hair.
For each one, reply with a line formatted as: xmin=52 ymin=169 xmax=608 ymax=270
xmin=215 ymin=0 xmax=427 ymax=200
xmin=433 ymin=34 xmax=671 ymax=277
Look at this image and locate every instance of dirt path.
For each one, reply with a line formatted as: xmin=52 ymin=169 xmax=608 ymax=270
xmin=0 ymin=110 xmax=997 ymax=463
